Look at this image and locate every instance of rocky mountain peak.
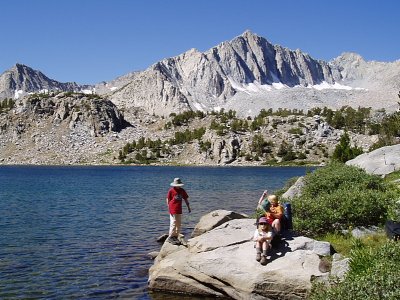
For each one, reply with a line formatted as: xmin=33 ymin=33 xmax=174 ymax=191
xmin=1 ymin=32 xmax=399 ymax=118
xmin=0 ymin=64 xmax=91 ymax=100
xmin=13 ymin=63 xmax=37 ymax=72
xmin=238 ymin=30 xmax=265 ymax=43
xmin=331 ymin=52 xmax=366 ymax=69
xmin=106 ymin=31 xmax=354 ymax=116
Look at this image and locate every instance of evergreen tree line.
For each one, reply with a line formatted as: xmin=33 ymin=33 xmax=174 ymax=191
xmin=0 ymin=98 xmax=15 ymax=113
xmin=119 ymin=127 xmax=207 ymax=163
xmin=118 ymin=98 xmax=400 ymax=164
xmin=167 ymin=106 xmax=399 ymax=138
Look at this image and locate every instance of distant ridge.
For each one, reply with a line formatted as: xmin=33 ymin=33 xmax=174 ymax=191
xmin=0 ymin=64 xmax=91 ymax=99
xmin=1 ymin=31 xmax=399 ymax=116
xmin=104 ymin=31 xmax=400 ymax=116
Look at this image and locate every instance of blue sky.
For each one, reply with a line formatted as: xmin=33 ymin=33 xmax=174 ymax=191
xmin=1 ymin=0 xmax=399 ymax=84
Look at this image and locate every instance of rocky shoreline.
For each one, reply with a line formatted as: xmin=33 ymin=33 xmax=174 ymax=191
xmin=148 ymin=210 xmax=349 ymax=299
xmin=147 ymin=150 xmax=400 ymax=299
xmin=0 ymin=92 xmax=379 ymax=167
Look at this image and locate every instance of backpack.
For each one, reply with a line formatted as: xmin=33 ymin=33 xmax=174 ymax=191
xmin=385 ymin=220 xmax=400 ymax=241
xmin=282 ymin=203 xmax=293 ymax=231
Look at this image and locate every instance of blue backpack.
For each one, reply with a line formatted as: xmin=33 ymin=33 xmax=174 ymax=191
xmin=385 ymin=220 xmax=400 ymax=241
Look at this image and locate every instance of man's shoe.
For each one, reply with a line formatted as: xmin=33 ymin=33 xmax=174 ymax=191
xmin=167 ymin=237 xmax=181 ymax=245
xmin=260 ymin=255 xmax=267 ymax=265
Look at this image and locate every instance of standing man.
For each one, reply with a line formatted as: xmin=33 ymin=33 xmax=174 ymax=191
xmin=166 ymin=178 xmax=191 ymax=245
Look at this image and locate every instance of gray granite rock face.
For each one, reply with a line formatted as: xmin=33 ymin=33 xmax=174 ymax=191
xmin=106 ymin=32 xmax=399 ymax=117
xmin=108 ymin=31 xmax=341 ymax=116
xmin=330 ymin=253 xmax=350 ymax=281
xmin=346 ymin=144 xmax=400 ymax=175
xmin=1 ymin=33 xmax=399 ymax=119
xmin=149 ymin=217 xmax=336 ymax=299
xmin=0 ymin=64 xmax=91 ymax=100
xmin=282 ymin=176 xmax=305 ymax=200
xmin=191 ymin=209 xmax=248 ymax=238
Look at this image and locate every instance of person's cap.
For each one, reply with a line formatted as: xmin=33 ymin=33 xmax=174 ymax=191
xmin=258 ymin=217 xmax=268 ymax=224
xmin=170 ymin=178 xmax=184 ymax=187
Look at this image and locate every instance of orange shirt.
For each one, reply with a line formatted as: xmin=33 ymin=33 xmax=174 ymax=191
xmin=266 ymin=203 xmax=284 ymax=220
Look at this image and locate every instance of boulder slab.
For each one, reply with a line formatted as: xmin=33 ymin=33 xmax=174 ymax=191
xmin=149 ymin=218 xmax=332 ymax=299
xmin=191 ymin=209 xmax=248 ymax=237
xmin=346 ymin=144 xmax=400 ymax=175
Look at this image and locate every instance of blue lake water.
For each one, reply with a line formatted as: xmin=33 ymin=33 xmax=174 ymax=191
xmin=0 ymin=165 xmax=313 ymax=299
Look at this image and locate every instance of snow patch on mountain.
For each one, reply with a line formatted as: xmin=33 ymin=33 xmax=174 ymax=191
xmin=14 ymin=90 xmax=24 ymax=99
xmin=311 ymin=81 xmax=354 ymax=91
xmin=193 ymin=102 xmax=205 ymax=111
xmin=229 ymin=78 xmax=358 ymax=95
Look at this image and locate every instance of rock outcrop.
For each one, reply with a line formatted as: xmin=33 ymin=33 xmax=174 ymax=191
xmin=191 ymin=210 xmax=248 ymax=237
xmin=346 ymin=144 xmax=400 ymax=175
xmin=1 ymin=32 xmax=399 ymax=118
xmin=149 ymin=214 xmax=334 ymax=299
xmin=0 ymin=64 xmax=91 ymax=100
xmin=107 ymin=31 xmax=343 ymax=116
xmin=281 ymin=176 xmax=305 ymax=200
xmin=105 ymin=31 xmax=399 ymax=117
xmin=0 ymin=92 xmax=135 ymax=165
xmin=12 ymin=92 xmax=129 ymax=136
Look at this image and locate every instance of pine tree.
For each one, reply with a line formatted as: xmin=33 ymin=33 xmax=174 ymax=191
xmin=332 ymin=132 xmax=363 ymax=162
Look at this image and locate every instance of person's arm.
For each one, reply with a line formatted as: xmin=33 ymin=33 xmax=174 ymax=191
xmin=166 ymin=189 xmax=171 ymax=206
xmin=253 ymin=229 xmax=259 ymax=241
xmin=258 ymin=190 xmax=268 ymax=206
xmin=184 ymin=197 xmax=191 ymax=213
xmin=272 ymin=205 xmax=284 ymax=219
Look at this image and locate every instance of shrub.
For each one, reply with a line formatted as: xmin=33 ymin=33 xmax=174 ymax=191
xmin=332 ymin=131 xmax=363 ymax=163
xmin=297 ymin=152 xmax=307 ymax=160
xmin=199 ymin=141 xmax=212 ymax=153
xmin=277 ymin=141 xmax=296 ymax=161
xmin=288 ymin=127 xmax=303 ymax=135
xmin=0 ymin=98 xmax=15 ymax=113
xmin=310 ymin=240 xmax=400 ymax=300
xmin=250 ymin=134 xmax=273 ymax=156
xmin=291 ymin=162 xmax=399 ymax=236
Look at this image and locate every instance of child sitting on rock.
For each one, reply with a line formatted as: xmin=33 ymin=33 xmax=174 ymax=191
xmin=253 ymin=216 xmax=273 ymax=265
xmin=265 ymin=194 xmax=284 ymax=235
xmin=258 ymin=191 xmax=284 ymax=235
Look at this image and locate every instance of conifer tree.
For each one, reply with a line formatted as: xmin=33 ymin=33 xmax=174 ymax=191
xmin=332 ymin=131 xmax=363 ymax=162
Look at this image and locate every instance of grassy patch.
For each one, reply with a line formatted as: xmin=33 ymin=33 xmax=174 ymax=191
xmin=317 ymin=231 xmax=387 ymax=257
xmin=385 ymin=170 xmax=400 ymax=182
xmin=100 ymin=149 xmax=113 ymax=156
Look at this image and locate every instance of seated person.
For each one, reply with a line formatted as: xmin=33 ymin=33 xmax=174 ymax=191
xmin=258 ymin=191 xmax=283 ymax=234
xmin=253 ymin=216 xmax=273 ymax=265
xmin=266 ymin=194 xmax=284 ymax=234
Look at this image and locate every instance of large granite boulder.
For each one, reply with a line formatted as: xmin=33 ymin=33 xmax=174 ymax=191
xmin=149 ymin=218 xmax=333 ymax=299
xmin=281 ymin=176 xmax=305 ymax=200
xmin=191 ymin=209 xmax=248 ymax=237
xmin=346 ymin=144 xmax=400 ymax=175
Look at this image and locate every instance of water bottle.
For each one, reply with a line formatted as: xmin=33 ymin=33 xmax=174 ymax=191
xmin=283 ymin=203 xmax=293 ymax=230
